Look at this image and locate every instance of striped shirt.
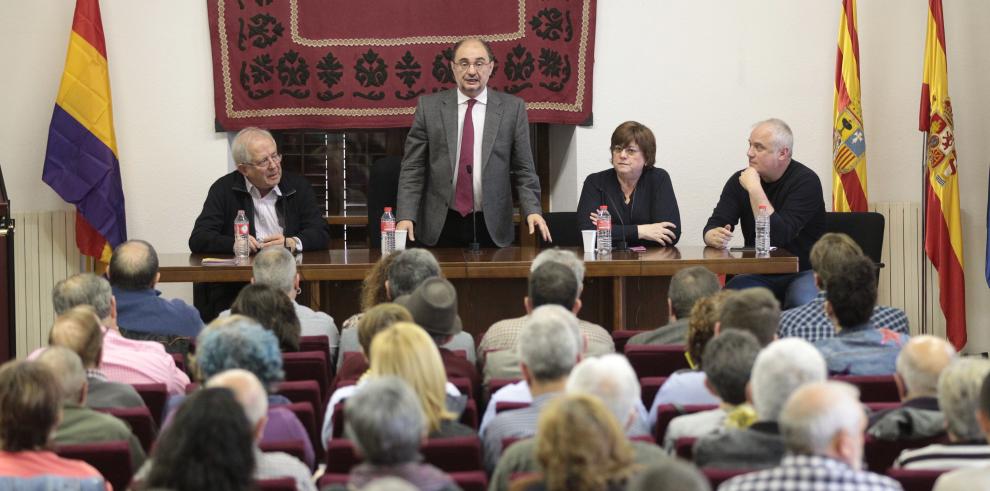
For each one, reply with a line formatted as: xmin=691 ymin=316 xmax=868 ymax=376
xmin=895 ymin=442 xmax=990 ymax=470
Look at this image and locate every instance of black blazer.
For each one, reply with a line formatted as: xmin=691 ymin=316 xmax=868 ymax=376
xmin=577 ymin=166 xmax=681 ymax=247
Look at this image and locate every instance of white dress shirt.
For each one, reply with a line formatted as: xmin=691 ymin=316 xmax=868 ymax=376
xmin=453 ymin=88 xmax=488 ymax=211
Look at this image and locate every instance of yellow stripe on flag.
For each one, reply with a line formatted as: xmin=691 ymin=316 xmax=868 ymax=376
xmin=56 ymin=31 xmax=118 ymax=157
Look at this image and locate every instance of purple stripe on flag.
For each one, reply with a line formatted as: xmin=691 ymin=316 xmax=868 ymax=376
xmin=43 ymin=104 xmax=126 ymax=247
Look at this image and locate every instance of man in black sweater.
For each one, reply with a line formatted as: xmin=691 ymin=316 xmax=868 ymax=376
xmin=703 ymin=118 xmax=825 ymax=309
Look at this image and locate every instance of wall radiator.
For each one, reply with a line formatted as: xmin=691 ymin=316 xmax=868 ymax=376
xmin=12 ymin=210 xmax=82 ymax=358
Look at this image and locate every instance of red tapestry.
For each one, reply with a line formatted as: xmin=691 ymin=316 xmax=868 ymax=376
xmin=207 ymin=0 xmax=597 ymax=130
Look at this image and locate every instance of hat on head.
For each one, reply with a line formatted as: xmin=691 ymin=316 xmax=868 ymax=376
xmin=394 ymin=277 xmax=462 ymax=337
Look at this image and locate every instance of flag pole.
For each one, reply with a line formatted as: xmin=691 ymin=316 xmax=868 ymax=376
xmin=920 ymin=133 xmax=929 ymax=335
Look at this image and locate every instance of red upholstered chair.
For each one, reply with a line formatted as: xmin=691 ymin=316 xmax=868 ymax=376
xmin=450 ymin=471 xmax=488 ymax=491
xmin=259 ymin=440 xmax=309 ymax=468
xmin=654 ymin=404 xmax=719 ymax=443
xmin=611 ymin=330 xmax=641 ymax=354
xmin=886 ymin=468 xmax=949 ymax=491
xmin=630 ymin=434 xmax=657 ymax=444
xmin=863 ymin=434 xmax=948 ymax=473
xmin=317 ymin=473 xmax=348 ymax=488
xmin=170 ymin=352 xmax=186 ymax=374
xmin=256 ymin=477 xmax=298 ymax=491
xmin=95 ymin=405 xmax=157 ymax=453
xmin=449 ymin=376 xmax=474 ymax=400
xmin=865 ymin=401 xmax=901 ymax=413
xmin=131 ymin=382 xmax=168 ymax=427
xmin=495 ymin=401 xmax=530 ymax=414
xmin=325 ymin=439 xmax=361 ymax=473
xmin=461 ymin=399 xmax=479 ymax=429
xmin=482 ymin=377 xmax=522 ymax=415
xmin=702 ymin=468 xmax=754 ymax=489
xmin=674 ymin=436 xmax=696 ymax=460
xmin=275 ymin=379 xmax=323 ymax=414
xmin=640 ymin=376 xmax=667 ymax=408
xmin=331 ymin=403 xmax=346 ymax=439
xmin=831 ymin=375 xmax=899 ymax=402
xmin=282 ymin=351 xmax=331 ymax=403
xmin=299 ymin=335 xmax=330 ymax=355
xmin=624 ymin=344 xmax=691 ymax=378
xmin=422 ymin=436 xmax=484 ymax=472
xmin=55 ymin=440 xmax=133 ymax=491
xmin=275 ymin=401 xmax=321 ymax=462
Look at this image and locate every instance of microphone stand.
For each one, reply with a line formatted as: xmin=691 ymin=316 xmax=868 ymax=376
xmin=467 ymin=165 xmax=480 ymax=253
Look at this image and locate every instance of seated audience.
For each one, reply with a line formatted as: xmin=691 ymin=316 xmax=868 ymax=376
xmin=193 ymin=315 xmax=314 ymax=468
xmin=895 ymin=358 xmax=990 ymax=469
xmin=36 ymin=346 xmax=145 ymax=468
xmin=338 ymin=251 xmax=399 ymax=352
xmin=663 ymin=330 xmax=760 ymax=452
xmin=482 ymin=305 xmax=581 ymax=472
xmin=0 ymin=360 xmax=109 ymax=490
xmin=339 ymin=249 xmax=474 ymax=365
xmin=343 ymin=376 xmax=459 ymax=491
xmin=868 ymin=335 xmax=956 ymax=440
xmin=137 ymin=388 xmax=256 ymax=491
xmin=109 ymin=240 xmax=203 ymax=347
xmin=321 ymin=322 xmax=470 ymax=447
xmin=626 ymin=460 xmax=711 ymax=491
xmin=814 ymin=255 xmax=908 ymax=375
xmin=219 ymin=245 xmax=339 ymax=359
xmin=933 ymin=372 xmax=990 ymax=490
xmin=627 ymin=265 xmax=720 ymax=346
xmin=779 ymin=232 xmax=909 ymax=341
xmin=720 ymin=381 xmax=901 ymax=490
xmin=509 ymin=394 xmax=636 ymax=491
xmin=48 ymin=273 xmax=190 ymax=395
xmin=479 ymin=248 xmax=613 ymax=383
xmin=48 ymin=305 xmax=144 ymax=409
xmin=490 ymin=355 xmax=666 ymax=491
xmin=694 ymin=338 xmax=827 ymax=469
xmin=335 ymin=303 xmax=413 ymax=382
xmin=230 ymin=283 xmax=302 ymax=351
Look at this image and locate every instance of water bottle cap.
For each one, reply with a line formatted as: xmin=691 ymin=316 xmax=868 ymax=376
xmin=599 ymin=205 xmax=607 ymax=210
xmin=758 ymin=205 xmax=767 ymax=209
xmin=384 ymin=207 xmax=392 ymax=212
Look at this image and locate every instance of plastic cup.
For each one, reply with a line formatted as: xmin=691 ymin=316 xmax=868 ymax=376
xmin=582 ymin=230 xmax=596 ymax=253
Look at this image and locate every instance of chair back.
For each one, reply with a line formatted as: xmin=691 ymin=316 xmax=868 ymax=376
xmin=275 ymin=401 xmax=320 ymax=462
xmin=495 ymin=401 xmax=530 ymax=414
xmin=886 ymin=468 xmax=948 ymax=491
xmin=95 ymin=405 xmax=157 ymax=453
xmin=55 ymin=440 xmax=133 ymax=491
xmin=674 ymin=436 xmax=696 ymax=460
xmin=831 ymin=375 xmax=899 ymax=403
xmin=461 ymin=399 xmax=479 ymax=429
xmin=863 ymin=433 xmax=948 ymax=473
xmin=282 ymin=351 xmax=332 ymax=403
xmin=276 ymin=379 xmax=323 ymax=415
xmin=639 ymin=376 xmax=667 ymax=408
xmin=824 ymin=211 xmax=885 ymax=268
xmin=611 ymin=330 xmax=641 ymax=354
xmin=256 ymin=477 xmax=298 ymax=491
xmin=299 ymin=335 xmax=330 ymax=355
xmin=367 ymin=156 xmax=403 ymax=249
xmin=450 ymin=471 xmax=488 ymax=491
xmin=539 ymin=212 xmax=581 ymax=247
xmin=422 ymin=436 xmax=484 ymax=472
xmin=654 ymin=404 xmax=719 ymax=443
xmin=624 ymin=344 xmax=691 ymax=378
xmin=132 ymin=382 xmax=168 ymax=427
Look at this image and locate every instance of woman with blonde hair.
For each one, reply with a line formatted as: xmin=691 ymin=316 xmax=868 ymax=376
xmin=335 ymin=303 xmax=413 ymax=382
xmin=511 ymin=394 xmax=635 ymax=491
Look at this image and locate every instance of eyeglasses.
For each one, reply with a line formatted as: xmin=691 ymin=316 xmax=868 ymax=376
xmin=611 ymin=145 xmax=641 ymax=156
xmin=242 ymin=153 xmax=282 ymax=169
xmin=453 ymin=60 xmax=491 ymax=71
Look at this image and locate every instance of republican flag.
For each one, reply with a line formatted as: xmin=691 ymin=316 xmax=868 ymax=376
xmin=42 ymin=0 xmax=126 ymax=265
xmin=832 ymin=0 xmax=868 ymax=212
xmin=919 ymin=0 xmax=965 ymax=350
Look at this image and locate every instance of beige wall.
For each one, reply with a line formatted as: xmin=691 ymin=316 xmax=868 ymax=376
xmin=3 ymin=1 xmax=989 ymax=350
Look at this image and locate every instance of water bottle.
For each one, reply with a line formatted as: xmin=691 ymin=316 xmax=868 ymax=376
xmin=596 ymin=205 xmax=612 ymax=255
xmin=380 ymin=207 xmax=396 ymax=255
xmin=233 ymin=210 xmax=250 ymax=262
xmin=755 ymin=205 xmax=770 ymax=255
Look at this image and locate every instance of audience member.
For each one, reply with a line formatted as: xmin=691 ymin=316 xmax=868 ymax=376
xmin=206 ymin=369 xmax=316 ymax=490
xmin=490 ymin=355 xmax=665 ymax=491
xmin=36 ymin=346 xmax=145 ymax=468
xmin=482 ymin=305 xmax=581 ymax=472
xmin=0 ymin=360 xmax=109 ymax=490
xmin=626 ymin=460 xmax=711 ymax=491
xmin=814 ymin=255 xmax=908 ymax=375
xmin=230 ymin=283 xmax=302 ymax=351
xmin=694 ymin=338 xmax=827 ymax=469
xmin=138 ymin=388 xmax=256 ymax=491
xmin=868 ymin=335 xmax=956 ymax=440
xmin=335 ymin=303 xmax=413 ymax=382
xmin=933 ymin=372 xmax=990 ymax=490
xmin=48 ymin=305 xmax=144 ymax=409
xmin=508 ymin=394 xmax=635 ymax=491
xmin=663 ymin=330 xmax=760 ymax=452
xmin=717 ymin=287 xmax=779 ymax=346
xmin=628 ymin=266 xmax=720 ymax=346
xmin=48 ymin=273 xmax=190 ymax=395
xmin=343 ymin=377 xmax=459 ymax=491
xmin=895 ymin=358 xmax=990 ymax=469
xmin=779 ymin=232 xmax=909 ymax=341
xmin=479 ymin=249 xmax=613 ymax=382
xmin=339 ymin=250 xmax=399 ymax=331
xmin=109 ymin=239 xmax=203 ymax=344
xmin=720 ymin=381 xmax=900 ymax=490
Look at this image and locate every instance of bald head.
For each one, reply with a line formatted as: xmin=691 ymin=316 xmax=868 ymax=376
xmin=109 ymin=240 xmax=159 ymax=291
xmin=205 ymin=369 xmax=269 ymax=430
xmin=780 ymin=381 xmax=864 ymax=466
xmin=896 ymin=336 xmax=956 ymax=399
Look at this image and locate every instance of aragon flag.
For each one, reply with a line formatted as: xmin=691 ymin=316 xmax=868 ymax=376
xmin=832 ymin=0 xmax=868 ymax=212
xmin=42 ymin=0 xmax=126 ymax=265
xmin=919 ymin=0 xmax=966 ymax=350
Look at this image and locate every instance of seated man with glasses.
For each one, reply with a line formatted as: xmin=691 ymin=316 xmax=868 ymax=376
xmin=396 ymin=37 xmax=551 ymax=248
xmin=576 ymin=120 xmax=681 ymax=248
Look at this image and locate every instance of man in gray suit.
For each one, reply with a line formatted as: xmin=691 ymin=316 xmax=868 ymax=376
xmin=396 ymin=37 xmax=551 ymax=247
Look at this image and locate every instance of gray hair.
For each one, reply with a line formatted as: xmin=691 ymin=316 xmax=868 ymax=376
xmin=196 ymin=315 xmax=285 ymax=392
xmin=36 ymin=346 xmax=87 ymax=402
xmin=519 ymin=305 xmax=580 ymax=382
xmin=387 ymin=249 xmax=441 ymax=298
xmin=345 ymin=376 xmax=425 ymax=465
xmin=780 ymin=381 xmax=863 ymax=455
xmin=531 ymin=248 xmax=586 ymax=285
xmin=206 ymin=369 xmax=269 ymax=427
xmin=566 ymin=354 xmax=640 ymax=428
xmin=626 ymin=460 xmax=711 ymax=491
xmin=896 ymin=335 xmax=957 ymax=398
xmin=252 ymin=246 xmax=297 ymax=294
xmin=751 ymin=338 xmax=827 ymax=421
xmin=52 ymin=273 xmax=113 ymax=320
xmin=231 ymin=127 xmax=275 ymax=165
xmin=754 ymin=118 xmax=794 ymax=155
xmin=668 ymin=266 xmax=720 ymax=318
xmin=360 ymin=478 xmax=419 ymax=491
xmin=702 ymin=329 xmax=761 ymax=405
xmin=938 ymin=358 xmax=990 ymax=441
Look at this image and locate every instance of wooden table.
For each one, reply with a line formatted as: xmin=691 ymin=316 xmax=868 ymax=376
xmin=158 ymin=246 xmax=798 ymax=335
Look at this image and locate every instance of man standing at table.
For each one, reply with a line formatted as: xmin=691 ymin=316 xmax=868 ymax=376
xmin=396 ymin=37 xmax=551 ymax=247
xmin=703 ymin=118 xmax=825 ymax=309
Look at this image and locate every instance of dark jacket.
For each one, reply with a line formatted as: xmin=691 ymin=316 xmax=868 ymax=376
xmin=577 ymin=166 xmax=681 ymax=247
xmin=188 ymin=170 xmax=330 ymax=253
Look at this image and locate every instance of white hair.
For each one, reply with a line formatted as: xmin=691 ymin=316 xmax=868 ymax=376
xmin=231 ymin=127 xmax=275 ymax=165
xmin=896 ymin=336 xmax=956 ymax=397
xmin=751 ymin=338 xmax=827 ymax=421
xmin=252 ymin=246 xmax=297 ymax=294
xmin=780 ymin=381 xmax=863 ymax=455
xmin=938 ymin=358 xmax=990 ymax=441
xmin=206 ymin=368 xmax=270 ymax=427
xmin=519 ymin=305 xmax=580 ymax=381
xmin=566 ymin=354 xmax=640 ymax=428
xmin=754 ymin=118 xmax=794 ymax=155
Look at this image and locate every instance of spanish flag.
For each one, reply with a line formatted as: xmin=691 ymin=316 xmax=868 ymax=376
xmin=920 ymin=0 xmax=966 ymax=350
xmin=42 ymin=0 xmax=126 ymax=265
xmin=832 ymin=0 xmax=868 ymax=212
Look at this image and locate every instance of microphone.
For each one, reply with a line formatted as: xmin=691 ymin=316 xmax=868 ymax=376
xmin=467 ymin=165 xmax=480 ymax=253
xmin=597 ymin=182 xmax=629 ymax=251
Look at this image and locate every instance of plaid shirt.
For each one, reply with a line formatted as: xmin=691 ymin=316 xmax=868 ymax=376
xmin=477 ymin=315 xmax=614 ymax=365
xmin=720 ymin=454 xmax=902 ymax=491
xmin=778 ymin=292 xmax=909 ymax=342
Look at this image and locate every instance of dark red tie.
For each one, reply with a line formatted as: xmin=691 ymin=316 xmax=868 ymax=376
xmin=454 ymin=98 xmax=477 ymax=217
